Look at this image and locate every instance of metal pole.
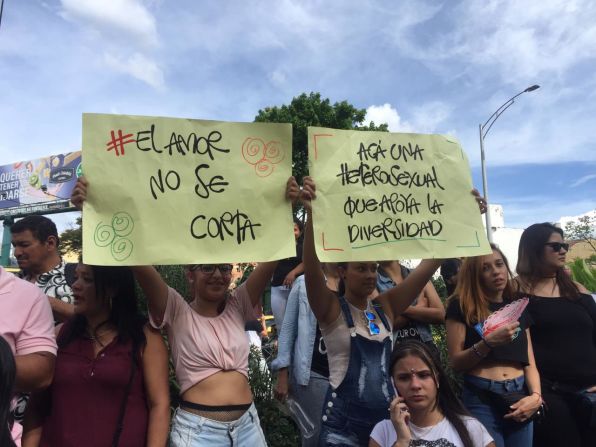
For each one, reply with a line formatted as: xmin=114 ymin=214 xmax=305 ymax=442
xmin=1 ymin=217 xmax=14 ymax=267
xmin=478 ymin=85 xmax=539 ymax=244
xmin=479 ymin=124 xmax=493 ymax=242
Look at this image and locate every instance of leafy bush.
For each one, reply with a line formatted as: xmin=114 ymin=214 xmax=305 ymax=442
xmin=248 ymin=345 xmax=300 ymax=446
xmin=431 ymin=276 xmax=462 ymax=395
xmin=568 ymin=258 xmax=596 ymax=292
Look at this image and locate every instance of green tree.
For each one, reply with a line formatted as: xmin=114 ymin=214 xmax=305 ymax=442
xmin=254 ymin=92 xmax=388 ymax=183
xmin=564 ymin=214 xmax=596 ymax=253
xmin=59 ymin=216 xmax=82 ymax=257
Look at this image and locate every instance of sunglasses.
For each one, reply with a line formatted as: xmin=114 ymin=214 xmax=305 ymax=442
xmin=364 ymin=309 xmax=380 ymax=336
xmin=189 ymin=264 xmax=234 ymax=274
xmin=544 ymin=242 xmax=569 ymax=252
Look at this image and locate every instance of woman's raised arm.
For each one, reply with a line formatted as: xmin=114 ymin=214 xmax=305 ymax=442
xmin=301 ymin=176 xmax=340 ymax=326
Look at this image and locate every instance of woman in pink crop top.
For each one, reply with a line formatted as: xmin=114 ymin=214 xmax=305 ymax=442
xmin=22 ymin=264 xmax=170 ymax=447
xmin=70 ymin=176 xmax=300 ymax=447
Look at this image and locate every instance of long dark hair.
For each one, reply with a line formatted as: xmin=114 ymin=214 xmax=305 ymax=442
xmin=390 ymin=340 xmax=474 ymax=447
xmin=58 ymin=265 xmax=147 ymax=359
xmin=0 ymin=336 xmax=17 ymax=447
xmin=516 ymin=222 xmax=579 ymax=298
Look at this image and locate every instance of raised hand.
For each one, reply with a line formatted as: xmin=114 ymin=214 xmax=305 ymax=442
xmin=300 ymin=176 xmax=316 ymax=212
xmin=70 ymin=176 xmax=88 ymax=210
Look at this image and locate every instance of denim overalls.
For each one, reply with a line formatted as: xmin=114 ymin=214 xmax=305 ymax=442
xmin=318 ymin=297 xmax=394 ymax=446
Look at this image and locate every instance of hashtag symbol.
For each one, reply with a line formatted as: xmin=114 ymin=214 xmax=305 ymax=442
xmin=106 ymin=130 xmax=136 ymax=157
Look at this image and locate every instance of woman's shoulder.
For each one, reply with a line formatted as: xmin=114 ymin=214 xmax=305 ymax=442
xmin=461 ymin=415 xmax=493 ymax=440
xmin=369 ymin=419 xmax=394 ymax=446
xmin=444 ymin=296 xmax=463 ymax=318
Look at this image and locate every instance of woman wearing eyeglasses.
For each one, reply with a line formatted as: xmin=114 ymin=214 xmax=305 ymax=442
xmin=70 ymin=176 xmax=300 ymax=446
xmin=299 ymin=177 xmax=448 ymax=447
xmin=515 ymin=223 xmax=596 ymax=447
xmin=445 ymin=243 xmax=542 ymax=447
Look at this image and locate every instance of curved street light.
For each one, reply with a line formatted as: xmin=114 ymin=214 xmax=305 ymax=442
xmin=479 ymin=84 xmax=540 ymax=242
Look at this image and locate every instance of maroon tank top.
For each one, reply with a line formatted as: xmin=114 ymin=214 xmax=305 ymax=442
xmin=40 ymin=335 xmax=148 ymax=447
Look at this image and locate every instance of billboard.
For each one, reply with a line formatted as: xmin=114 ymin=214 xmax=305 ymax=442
xmin=0 ymin=151 xmax=81 ymax=218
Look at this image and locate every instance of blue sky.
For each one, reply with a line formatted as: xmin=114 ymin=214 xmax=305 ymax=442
xmin=0 ymin=0 xmax=595 ymax=234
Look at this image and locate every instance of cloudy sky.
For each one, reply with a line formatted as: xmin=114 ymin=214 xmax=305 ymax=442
xmin=0 ymin=0 xmax=595 ymax=235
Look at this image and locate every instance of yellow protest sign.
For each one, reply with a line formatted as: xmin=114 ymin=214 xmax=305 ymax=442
xmin=82 ymin=113 xmax=295 ymax=265
xmin=308 ymin=127 xmax=491 ymax=261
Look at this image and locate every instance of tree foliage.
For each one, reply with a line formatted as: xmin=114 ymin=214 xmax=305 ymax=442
xmin=564 ymin=214 xmax=596 ymax=253
xmin=254 ymin=92 xmax=388 ymax=183
xmin=568 ymin=258 xmax=596 ymax=291
xmin=59 ymin=217 xmax=82 ymax=257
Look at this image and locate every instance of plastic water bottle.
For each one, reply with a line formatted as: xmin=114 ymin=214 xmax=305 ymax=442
xmin=287 ymin=398 xmax=315 ymax=439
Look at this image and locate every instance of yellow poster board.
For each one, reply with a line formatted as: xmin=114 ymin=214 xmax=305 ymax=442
xmin=308 ymin=127 xmax=491 ymax=261
xmin=82 ymin=113 xmax=295 ymax=265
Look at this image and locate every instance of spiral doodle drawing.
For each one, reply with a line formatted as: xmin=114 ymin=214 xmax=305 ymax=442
xmin=112 ymin=212 xmax=134 ymax=237
xmin=94 ymin=224 xmax=116 ymax=247
xmin=111 ymin=237 xmax=134 ymax=262
xmin=241 ymin=137 xmax=285 ymax=177
xmin=94 ymin=211 xmax=135 ymax=261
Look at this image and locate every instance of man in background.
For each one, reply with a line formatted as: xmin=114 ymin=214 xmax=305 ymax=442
xmin=11 ymin=215 xmax=74 ymax=322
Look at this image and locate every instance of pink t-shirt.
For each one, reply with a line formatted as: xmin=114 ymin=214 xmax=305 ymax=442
xmin=0 ymin=267 xmax=57 ymax=357
xmin=0 ymin=267 xmax=57 ymax=447
xmin=149 ymin=283 xmax=256 ymax=394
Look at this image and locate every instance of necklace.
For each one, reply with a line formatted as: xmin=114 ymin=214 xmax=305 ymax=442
xmin=86 ymin=327 xmax=115 ymax=347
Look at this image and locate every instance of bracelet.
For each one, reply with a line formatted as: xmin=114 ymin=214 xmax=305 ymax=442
xmin=532 ymin=391 xmax=542 ymax=400
xmin=481 ymin=338 xmax=493 ymax=349
xmin=471 ymin=343 xmax=485 ymax=358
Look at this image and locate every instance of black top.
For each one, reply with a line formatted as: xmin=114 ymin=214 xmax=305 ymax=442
xmin=446 ymin=297 xmax=529 ymax=366
xmin=271 ymin=241 xmax=303 ymax=287
xmin=525 ymin=293 xmax=596 ymax=387
xmin=310 ymin=323 xmax=330 ymax=378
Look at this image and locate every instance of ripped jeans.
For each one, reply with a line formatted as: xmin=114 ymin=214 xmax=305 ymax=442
xmin=318 ymin=387 xmax=389 ymax=446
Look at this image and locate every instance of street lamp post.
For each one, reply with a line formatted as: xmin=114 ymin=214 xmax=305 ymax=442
xmin=479 ymin=85 xmax=540 ymax=242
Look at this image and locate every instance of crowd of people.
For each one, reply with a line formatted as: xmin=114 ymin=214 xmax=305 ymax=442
xmin=0 ymin=174 xmax=594 ymax=447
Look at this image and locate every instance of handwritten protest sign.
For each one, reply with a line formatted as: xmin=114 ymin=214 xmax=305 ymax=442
xmin=308 ymin=127 xmax=491 ymax=262
xmin=82 ymin=113 xmax=294 ymax=265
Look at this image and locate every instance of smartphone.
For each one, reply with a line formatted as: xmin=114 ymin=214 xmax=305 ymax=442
xmin=391 ymin=376 xmax=399 ymax=398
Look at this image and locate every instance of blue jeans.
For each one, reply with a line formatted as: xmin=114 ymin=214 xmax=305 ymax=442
xmin=290 ymin=371 xmax=329 ymax=447
xmin=170 ymin=404 xmax=267 ymax=446
xmin=463 ymin=374 xmax=533 ymax=447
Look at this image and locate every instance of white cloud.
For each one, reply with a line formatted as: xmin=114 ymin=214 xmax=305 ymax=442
xmin=410 ymin=102 xmax=452 ymax=133
xmin=104 ymin=52 xmax=165 ymax=89
xmin=390 ymin=0 xmax=596 ymax=84
xmin=269 ymin=69 xmax=287 ymax=86
xmin=365 ymin=102 xmax=452 ymax=134
xmin=365 ymin=104 xmax=413 ymax=132
xmin=570 ymin=173 xmax=596 ymax=188
xmin=559 ymin=209 xmax=596 ymax=231
xmin=60 ymin=0 xmax=158 ymax=47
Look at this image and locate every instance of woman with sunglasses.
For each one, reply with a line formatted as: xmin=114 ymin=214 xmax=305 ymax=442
xmin=515 ymin=223 xmax=596 ymax=447
xmin=71 ymin=176 xmax=299 ymax=446
xmin=369 ymin=340 xmax=494 ymax=447
xmin=445 ymin=243 xmax=542 ymax=447
xmin=299 ymin=177 xmax=450 ymax=446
